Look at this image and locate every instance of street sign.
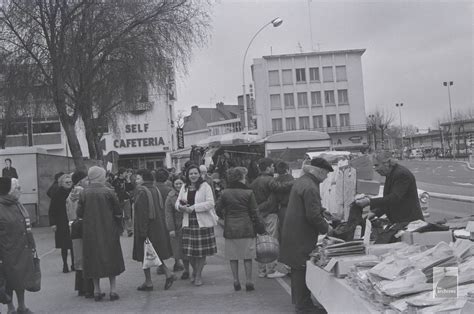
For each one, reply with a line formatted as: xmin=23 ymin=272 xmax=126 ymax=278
xmin=177 ymin=127 xmax=184 ymax=149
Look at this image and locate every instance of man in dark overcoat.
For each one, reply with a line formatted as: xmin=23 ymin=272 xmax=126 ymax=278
xmin=280 ymin=158 xmax=332 ymax=313
xmin=355 ymin=151 xmax=424 ymax=223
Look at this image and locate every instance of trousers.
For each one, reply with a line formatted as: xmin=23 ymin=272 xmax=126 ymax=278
xmin=291 ymin=268 xmax=326 ymax=314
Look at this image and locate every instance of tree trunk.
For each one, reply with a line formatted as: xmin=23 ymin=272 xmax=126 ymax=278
xmin=61 ymin=118 xmax=86 ymax=172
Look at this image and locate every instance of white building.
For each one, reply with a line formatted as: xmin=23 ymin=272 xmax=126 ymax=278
xmin=251 ymin=49 xmax=368 ymax=152
xmin=2 ymin=84 xmax=176 ymax=170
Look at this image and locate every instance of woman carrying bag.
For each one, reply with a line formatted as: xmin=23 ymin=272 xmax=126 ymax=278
xmin=133 ymin=169 xmax=175 ymax=291
xmin=216 ymin=167 xmax=264 ymax=292
xmin=0 ymin=178 xmax=37 ymax=314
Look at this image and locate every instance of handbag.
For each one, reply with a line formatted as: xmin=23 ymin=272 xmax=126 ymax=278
xmin=142 ymin=238 xmax=162 ymax=269
xmin=25 ymin=250 xmax=41 ymax=292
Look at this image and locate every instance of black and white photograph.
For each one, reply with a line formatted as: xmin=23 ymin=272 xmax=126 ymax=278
xmin=0 ymin=0 xmax=473 ymax=313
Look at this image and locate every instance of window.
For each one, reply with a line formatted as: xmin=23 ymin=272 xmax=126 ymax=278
xmin=338 ymin=89 xmax=349 ymax=104
xmin=336 ymin=66 xmax=347 ymax=82
xmin=313 ymin=115 xmax=323 ymax=129
xmin=284 ymin=93 xmax=295 ymax=108
xmin=297 ymin=92 xmax=308 ymax=108
xmin=282 ymin=69 xmax=293 ymax=85
xmin=340 ymin=114 xmax=350 ymax=127
xmin=324 ymin=90 xmax=335 ymax=105
xmin=296 ymin=68 xmax=306 ymax=83
xmin=33 ymin=121 xmax=61 ymax=134
xmin=286 ymin=117 xmax=296 ymax=131
xmin=322 ymin=66 xmax=333 ymax=82
xmin=309 ymin=67 xmax=320 ymax=81
xmin=299 ymin=116 xmax=310 ymax=130
xmin=311 ymin=91 xmax=322 ymax=107
xmin=326 ymin=114 xmax=337 ymax=127
xmin=270 ymin=94 xmax=281 ymax=110
xmin=268 ymin=70 xmax=280 ymax=86
xmin=272 ymin=118 xmax=283 ymax=132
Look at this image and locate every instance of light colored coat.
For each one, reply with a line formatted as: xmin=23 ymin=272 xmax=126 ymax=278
xmin=175 ymin=182 xmax=217 ymax=228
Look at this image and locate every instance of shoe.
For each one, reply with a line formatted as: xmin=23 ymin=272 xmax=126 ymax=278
xmin=16 ymin=308 xmax=33 ymax=314
xmin=173 ymin=263 xmax=184 ymax=272
xmin=181 ymin=271 xmax=190 ymax=280
xmin=109 ymin=292 xmax=120 ymax=301
xmin=137 ymin=284 xmax=153 ymax=291
xmin=190 ymin=273 xmax=196 ymax=283
xmin=63 ymin=265 xmax=69 ymax=273
xmin=258 ymin=272 xmax=266 ymax=278
xmin=233 ymin=282 xmax=241 ymax=291
xmin=246 ymin=283 xmax=255 ymax=291
xmin=267 ymin=271 xmax=286 ymax=279
xmin=194 ymin=278 xmax=203 ymax=286
xmin=164 ymin=276 xmax=175 ymax=290
xmin=84 ymin=292 xmax=94 ymax=299
xmin=156 ymin=266 xmax=165 ymax=275
xmin=94 ymin=292 xmax=105 ymax=302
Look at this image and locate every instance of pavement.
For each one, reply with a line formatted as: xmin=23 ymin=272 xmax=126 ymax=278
xmin=1 ymin=226 xmax=294 ymax=314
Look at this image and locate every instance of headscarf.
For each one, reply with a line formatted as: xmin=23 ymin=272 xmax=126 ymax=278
xmin=88 ymin=166 xmax=106 ymax=183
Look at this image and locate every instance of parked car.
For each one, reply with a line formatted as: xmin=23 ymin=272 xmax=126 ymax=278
xmin=376 ymin=186 xmax=430 ymax=218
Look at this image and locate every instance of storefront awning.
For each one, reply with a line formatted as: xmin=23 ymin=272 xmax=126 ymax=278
xmin=171 ymin=147 xmax=192 ymax=158
xmin=197 ymin=132 xmax=260 ymax=147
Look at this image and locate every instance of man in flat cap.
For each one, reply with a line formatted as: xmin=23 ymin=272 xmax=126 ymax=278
xmin=280 ymin=157 xmax=332 ymax=313
xmin=355 ymin=150 xmax=424 ymax=224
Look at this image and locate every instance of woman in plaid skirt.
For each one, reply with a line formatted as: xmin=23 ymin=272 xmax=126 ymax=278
xmin=176 ymin=165 xmax=218 ymax=286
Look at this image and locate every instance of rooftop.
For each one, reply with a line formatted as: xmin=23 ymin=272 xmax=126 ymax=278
xmin=261 ymin=49 xmax=366 ymax=60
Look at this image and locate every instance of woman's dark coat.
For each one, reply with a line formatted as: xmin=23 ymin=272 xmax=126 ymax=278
xmin=76 ymin=183 xmax=125 ymax=279
xmin=216 ymin=181 xmax=259 ymax=239
xmin=164 ymin=189 xmax=182 ymax=233
xmin=49 ymin=187 xmax=72 ymax=249
xmin=0 ymin=195 xmax=36 ymax=290
xmin=280 ymin=171 xmax=329 ymax=270
xmin=133 ymin=182 xmax=172 ymax=262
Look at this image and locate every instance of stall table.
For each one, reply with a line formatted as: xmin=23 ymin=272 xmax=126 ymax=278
xmin=306 ymin=261 xmax=379 ymax=313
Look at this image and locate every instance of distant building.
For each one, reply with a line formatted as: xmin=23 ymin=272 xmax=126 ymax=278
xmin=251 ymin=49 xmax=368 ymax=152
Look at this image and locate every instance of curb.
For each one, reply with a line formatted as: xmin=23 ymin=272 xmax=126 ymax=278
xmin=429 ymin=192 xmax=474 ymax=204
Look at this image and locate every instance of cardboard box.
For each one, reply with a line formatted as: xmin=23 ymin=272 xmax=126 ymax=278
xmin=401 ymin=230 xmax=453 ymax=247
xmin=325 ymin=254 xmax=379 ymax=278
xmin=356 ymin=179 xmax=380 ymax=195
xmin=366 ymin=242 xmax=410 ymax=257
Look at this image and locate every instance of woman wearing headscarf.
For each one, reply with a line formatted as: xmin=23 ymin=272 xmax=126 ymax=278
xmin=216 ymin=167 xmax=261 ymax=291
xmin=133 ymin=169 xmax=175 ymax=291
xmin=49 ymin=173 xmax=74 ymax=273
xmin=0 ymin=178 xmax=37 ymax=314
xmin=76 ymin=166 xmax=125 ymax=301
xmin=164 ymin=176 xmax=189 ymax=279
xmin=176 ymin=164 xmax=217 ymax=286
xmin=67 ymin=171 xmax=94 ymax=298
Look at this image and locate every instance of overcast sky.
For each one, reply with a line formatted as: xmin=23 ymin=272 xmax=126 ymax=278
xmin=174 ymin=0 xmax=473 ymax=130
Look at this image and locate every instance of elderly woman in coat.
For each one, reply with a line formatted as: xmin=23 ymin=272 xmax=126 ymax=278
xmin=49 ymin=173 xmax=74 ymax=273
xmin=76 ymin=166 xmax=125 ymax=302
xmin=216 ymin=167 xmax=261 ymax=292
xmin=0 ymin=178 xmax=36 ymax=314
xmin=133 ymin=169 xmax=175 ymax=291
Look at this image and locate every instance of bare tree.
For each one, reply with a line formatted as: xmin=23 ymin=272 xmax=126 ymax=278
xmin=367 ymin=109 xmax=395 ymax=150
xmin=0 ymin=0 xmax=211 ymax=169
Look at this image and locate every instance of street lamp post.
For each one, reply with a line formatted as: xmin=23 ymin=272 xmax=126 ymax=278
xmin=242 ymin=17 xmax=283 ymax=133
xmin=396 ymin=103 xmax=403 ymax=159
xmin=443 ymin=81 xmax=455 ymax=157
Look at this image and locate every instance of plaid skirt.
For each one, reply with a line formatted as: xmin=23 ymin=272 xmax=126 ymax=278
xmin=182 ymin=212 xmax=217 ymax=257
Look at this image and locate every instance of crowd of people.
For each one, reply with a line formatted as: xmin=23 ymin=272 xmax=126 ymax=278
xmin=1 ymin=149 xmax=424 ymax=313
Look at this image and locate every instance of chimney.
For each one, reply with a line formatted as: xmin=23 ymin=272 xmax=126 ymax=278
xmin=191 ymin=105 xmax=199 ymax=112
xmin=216 ymin=102 xmax=224 ymax=110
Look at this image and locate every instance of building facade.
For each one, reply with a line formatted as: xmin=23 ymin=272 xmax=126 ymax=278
xmin=1 ymin=84 xmax=176 ymax=170
xmin=251 ymin=49 xmax=368 ymax=152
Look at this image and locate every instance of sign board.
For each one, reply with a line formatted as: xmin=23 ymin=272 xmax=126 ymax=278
xmin=177 ymin=127 xmax=184 ymax=149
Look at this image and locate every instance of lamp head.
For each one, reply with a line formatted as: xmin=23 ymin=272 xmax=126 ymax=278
xmin=271 ymin=18 xmax=283 ymax=27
